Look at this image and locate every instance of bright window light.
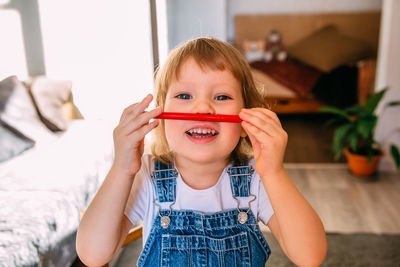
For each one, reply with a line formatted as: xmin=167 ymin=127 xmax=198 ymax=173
xmin=37 ymin=0 xmax=154 ymax=122
xmin=156 ymin=0 xmax=169 ymax=66
xmin=0 ymin=10 xmax=28 ymax=80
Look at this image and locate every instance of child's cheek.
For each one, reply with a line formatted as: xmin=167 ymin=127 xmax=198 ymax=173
xmin=164 ymin=120 xmax=184 ymax=147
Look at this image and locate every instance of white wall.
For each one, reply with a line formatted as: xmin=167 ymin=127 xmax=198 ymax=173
xmin=1 ymin=0 xmax=155 ymax=122
xmin=375 ymin=0 xmax=400 ymax=172
xmin=167 ymin=0 xmax=227 ymax=49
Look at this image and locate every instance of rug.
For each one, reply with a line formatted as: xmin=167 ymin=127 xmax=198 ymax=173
xmin=265 ymin=232 xmax=400 ymax=267
xmin=108 ymin=232 xmax=400 ymax=267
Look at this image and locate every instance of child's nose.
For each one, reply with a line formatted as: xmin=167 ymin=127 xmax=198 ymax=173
xmin=192 ymin=99 xmax=215 ymax=114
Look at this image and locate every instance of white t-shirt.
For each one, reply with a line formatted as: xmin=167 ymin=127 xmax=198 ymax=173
xmin=125 ymin=154 xmax=274 ymax=245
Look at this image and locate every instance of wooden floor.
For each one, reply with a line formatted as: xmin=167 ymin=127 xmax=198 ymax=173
xmin=265 ymin=113 xmax=400 ymax=234
xmin=259 ymin=163 xmax=400 ymax=234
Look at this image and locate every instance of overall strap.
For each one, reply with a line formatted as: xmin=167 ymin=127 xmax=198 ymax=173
xmin=227 ymin=163 xmax=254 ymax=197
xmin=151 ymin=159 xmax=178 ymax=203
xmin=227 ymin=162 xmax=255 ymax=224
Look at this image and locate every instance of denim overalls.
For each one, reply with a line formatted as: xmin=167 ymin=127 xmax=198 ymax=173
xmin=137 ymin=160 xmax=271 ymax=266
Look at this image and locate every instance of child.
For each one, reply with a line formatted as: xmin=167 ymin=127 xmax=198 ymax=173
xmin=77 ymin=37 xmax=327 ymax=266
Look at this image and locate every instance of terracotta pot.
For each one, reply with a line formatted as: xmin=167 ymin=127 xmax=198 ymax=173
xmin=344 ymin=147 xmax=383 ymax=177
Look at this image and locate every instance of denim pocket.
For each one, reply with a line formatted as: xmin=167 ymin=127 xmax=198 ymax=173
xmin=161 ymin=232 xmax=251 ymax=267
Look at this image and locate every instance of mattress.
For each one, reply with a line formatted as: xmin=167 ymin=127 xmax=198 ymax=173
xmin=0 ymin=119 xmax=114 ymax=267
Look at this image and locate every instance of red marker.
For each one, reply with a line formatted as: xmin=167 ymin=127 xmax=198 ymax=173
xmin=155 ymin=112 xmax=242 ymax=123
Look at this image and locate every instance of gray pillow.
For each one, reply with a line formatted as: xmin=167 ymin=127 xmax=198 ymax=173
xmin=0 ymin=76 xmax=17 ymax=112
xmin=0 ymin=119 xmax=35 ymax=162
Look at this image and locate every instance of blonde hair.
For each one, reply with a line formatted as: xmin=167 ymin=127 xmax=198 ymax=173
xmin=151 ymin=37 xmax=268 ymax=164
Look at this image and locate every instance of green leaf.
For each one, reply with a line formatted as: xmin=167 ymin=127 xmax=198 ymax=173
xmin=345 ymin=105 xmax=364 ymax=114
xmin=386 ymin=101 xmax=400 ymax=107
xmin=390 ymin=145 xmax=400 ymax=170
xmin=356 ymin=115 xmax=377 ymax=139
xmin=348 ymin=130 xmax=359 ymax=153
xmin=332 ymin=124 xmax=352 ymax=160
xmin=362 ymin=88 xmax=387 ymax=115
xmin=319 ymin=107 xmax=351 ymax=121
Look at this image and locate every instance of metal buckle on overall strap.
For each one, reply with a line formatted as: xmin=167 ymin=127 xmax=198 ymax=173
xmin=151 ymin=168 xmax=178 ymax=229
xmin=227 ymin=165 xmax=256 ymax=224
xmin=232 ymin=194 xmax=256 ymax=224
xmin=153 ymin=199 xmax=175 ymax=229
xmin=151 ymin=168 xmax=178 ymax=180
xmin=226 ymin=165 xmax=254 ymax=177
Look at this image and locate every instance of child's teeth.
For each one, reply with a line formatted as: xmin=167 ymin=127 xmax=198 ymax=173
xmin=187 ymin=128 xmax=217 ymax=135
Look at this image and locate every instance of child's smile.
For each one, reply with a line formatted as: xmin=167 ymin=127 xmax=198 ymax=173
xmin=185 ymin=123 xmax=219 ymax=144
xmin=164 ymin=57 xmax=245 ymax=165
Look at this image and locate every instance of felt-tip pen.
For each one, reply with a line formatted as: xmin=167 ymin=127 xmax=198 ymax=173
xmin=155 ymin=112 xmax=242 ymax=123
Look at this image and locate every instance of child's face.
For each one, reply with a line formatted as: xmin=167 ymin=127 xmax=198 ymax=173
xmin=164 ymin=57 xmax=245 ymax=165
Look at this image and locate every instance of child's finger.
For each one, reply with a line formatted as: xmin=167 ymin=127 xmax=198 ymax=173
xmin=127 ymin=120 xmax=159 ymax=144
xmin=245 ymin=128 xmax=261 ymax=157
xmin=124 ymin=107 xmax=162 ymax=135
xmin=119 ymin=102 xmax=139 ymax=124
xmin=249 ymin=108 xmax=282 ymax=127
xmin=242 ymin=121 xmax=272 ymax=142
xmin=240 ymin=110 xmax=281 ymax=136
xmin=129 ymin=94 xmax=154 ymax=118
xmin=258 ymin=108 xmax=282 ymax=127
xmin=241 ymin=108 xmax=282 ymax=128
xmin=119 ymin=94 xmax=153 ymax=124
xmin=243 ymin=124 xmax=259 ymax=148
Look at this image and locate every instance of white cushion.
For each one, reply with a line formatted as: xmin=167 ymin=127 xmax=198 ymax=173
xmin=0 ymin=76 xmax=58 ymax=146
xmin=29 ymin=76 xmax=73 ymax=131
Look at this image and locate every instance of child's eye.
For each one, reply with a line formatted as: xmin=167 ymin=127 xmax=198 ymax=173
xmin=215 ymin=95 xmax=232 ymax=101
xmin=176 ymin=93 xmax=192 ymax=100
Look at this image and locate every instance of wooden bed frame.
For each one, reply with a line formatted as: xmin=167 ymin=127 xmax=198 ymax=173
xmin=234 ymin=12 xmax=381 ymax=113
xmin=265 ymin=58 xmax=376 ymax=113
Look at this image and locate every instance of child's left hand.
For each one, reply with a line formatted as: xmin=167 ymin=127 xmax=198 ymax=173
xmin=239 ymin=108 xmax=288 ymax=178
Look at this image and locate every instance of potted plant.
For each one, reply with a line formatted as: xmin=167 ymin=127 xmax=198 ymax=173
xmin=319 ymin=88 xmax=400 ymax=177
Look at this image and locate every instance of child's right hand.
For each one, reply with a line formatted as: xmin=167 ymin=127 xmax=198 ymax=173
xmin=112 ymin=94 xmax=162 ymax=177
